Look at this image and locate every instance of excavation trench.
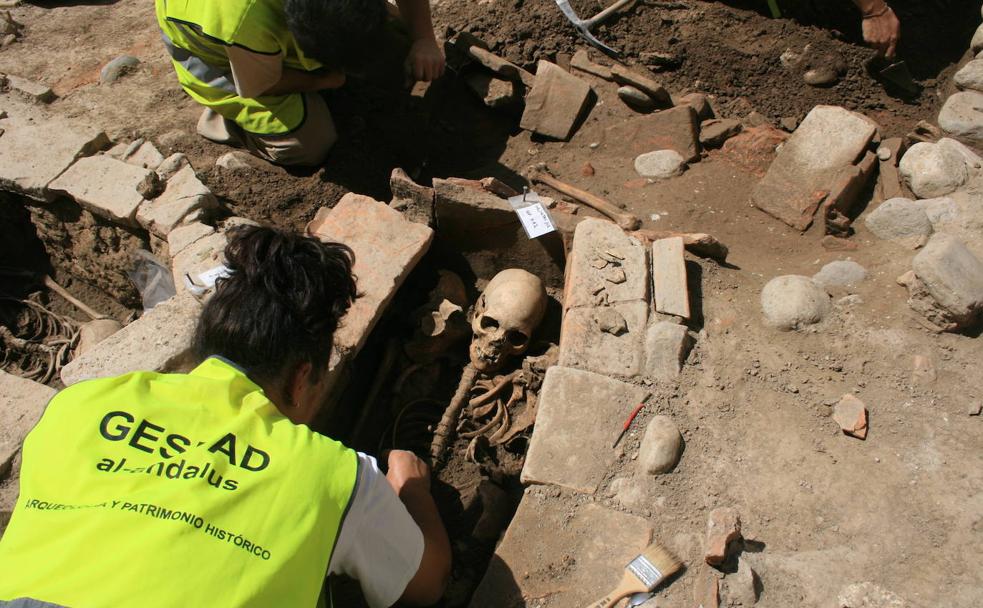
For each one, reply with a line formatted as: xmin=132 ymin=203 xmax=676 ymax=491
xmin=1 ymin=182 xmax=566 ymax=608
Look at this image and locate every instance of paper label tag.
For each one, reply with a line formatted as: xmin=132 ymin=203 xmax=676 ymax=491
xmin=184 ymin=264 xmax=231 ymax=296
xmin=508 ymin=191 xmax=557 ymax=239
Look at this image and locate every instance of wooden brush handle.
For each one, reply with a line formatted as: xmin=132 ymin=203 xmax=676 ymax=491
xmin=583 ymin=575 xmax=642 ymax=608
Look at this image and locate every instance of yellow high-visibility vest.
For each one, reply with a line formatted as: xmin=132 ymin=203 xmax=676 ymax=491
xmin=155 ymin=0 xmax=324 ymax=135
xmin=0 ymin=357 xmax=358 ymax=607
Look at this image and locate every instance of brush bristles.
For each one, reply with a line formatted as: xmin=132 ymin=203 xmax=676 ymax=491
xmin=626 ymin=543 xmax=682 ymax=590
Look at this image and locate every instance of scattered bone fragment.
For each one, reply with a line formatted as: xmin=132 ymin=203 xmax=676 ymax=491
xmin=570 ymin=48 xmax=613 ymax=80
xmin=833 ymin=394 xmax=868 ymax=439
xmin=610 ymin=64 xmax=671 ymax=107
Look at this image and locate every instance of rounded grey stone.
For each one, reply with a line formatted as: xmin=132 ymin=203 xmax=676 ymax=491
xmin=637 ymin=415 xmax=683 ymax=475
xmin=761 ymin=275 xmax=831 ymax=330
xmin=864 ymin=197 xmax=934 ymax=242
xmin=803 ymin=67 xmax=838 ymax=87
xmin=954 ymin=58 xmax=983 ymax=93
xmin=812 ymin=260 xmax=867 ymax=290
xmin=618 ymin=85 xmax=656 ymax=113
xmin=100 ymin=55 xmax=141 ymax=84
xmin=921 ymin=196 xmax=958 ymax=228
xmin=899 ymin=141 xmax=969 ymax=199
xmin=634 ymin=150 xmax=686 ymax=180
xmin=938 ymin=91 xmax=983 ymax=146
xmin=876 ymin=146 xmax=892 ymax=161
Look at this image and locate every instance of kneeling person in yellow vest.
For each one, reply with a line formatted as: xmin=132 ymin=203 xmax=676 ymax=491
xmin=0 ymin=226 xmax=452 ymax=607
xmin=155 ymin=0 xmax=445 ymax=166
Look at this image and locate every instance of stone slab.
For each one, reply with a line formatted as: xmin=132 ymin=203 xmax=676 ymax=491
xmin=48 ymin=154 xmax=154 ymax=226
xmin=5 ymin=74 xmax=55 ymax=103
xmin=750 ymin=105 xmax=877 ymax=231
xmin=137 ymin=165 xmax=218 ymax=238
xmin=166 ymin=222 xmax=216 ymax=258
xmin=602 ymin=105 xmax=701 ymax=162
xmin=121 ymin=139 xmax=165 ymax=171
xmin=0 ymin=372 xmax=56 ymax=480
xmin=519 ymin=60 xmax=593 ymax=141
xmin=61 ymin=293 xmax=201 ymax=386
xmin=938 ymin=91 xmax=983 ymax=146
xmin=522 ymin=366 xmax=650 ymax=493
xmin=652 ymin=236 xmax=690 ymax=319
xmin=171 ymin=231 xmax=228 ymax=297
xmin=432 ymin=178 xmax=569 ymax=288
xmin=309 ymin=193 xmax=434 ymax=361
xmin=0 ymin=102 xmax=108 ymax=201
xmin=912 ymin=233 xmax=983 ymax=325
xmin=559 ymin=300 xmax=648 ymax=378
xmin=565 ymin=218 xmax=648 ymax=309
xmin=644 ymin=321 xmax=691 ymax=380
xmin=471 ymin=491 xmax=654 ymax=608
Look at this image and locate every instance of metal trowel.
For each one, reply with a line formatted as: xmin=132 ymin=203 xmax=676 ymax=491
xmin=872 ymin=58 xmax=920 ymax=96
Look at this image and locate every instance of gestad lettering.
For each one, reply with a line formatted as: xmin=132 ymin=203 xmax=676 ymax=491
xmin=99 ymin=411 xmax=271 ymax=472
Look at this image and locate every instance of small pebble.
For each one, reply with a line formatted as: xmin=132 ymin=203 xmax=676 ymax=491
xmin=618 ymin=85 xmax=656 ymax=113
xmin=969 ymin=403 xmax=982 ymax=416
xmin=877 ymin=146 xmax=892 ymax=161
xmin=803 ymin=67 xmax=839 ymax=87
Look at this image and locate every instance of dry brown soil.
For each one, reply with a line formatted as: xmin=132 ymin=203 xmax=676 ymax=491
xmin=0 ymin=0 xmax=981 ymax=606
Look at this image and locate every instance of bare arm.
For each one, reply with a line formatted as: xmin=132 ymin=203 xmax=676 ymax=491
xmin=261 ymin=68 xmax=346 ymax=96
xmin=386 ymin=450 xmax=452 ymax=606
xmin=851 ymin=0 xmax=900 ymax=58
xmin=394 ymin=0 xmax=445 ymax=82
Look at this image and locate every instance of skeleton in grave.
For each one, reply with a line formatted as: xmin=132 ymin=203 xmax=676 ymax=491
xmin=429 ymin=269 xmax=548 ymax=464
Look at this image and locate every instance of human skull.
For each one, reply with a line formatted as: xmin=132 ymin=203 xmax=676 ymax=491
xmin=470 ymin=269 xmax=548 ymax=373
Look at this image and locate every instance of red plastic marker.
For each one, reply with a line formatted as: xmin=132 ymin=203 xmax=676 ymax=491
xmin=612 ymin=393 xmax=653 ymax=448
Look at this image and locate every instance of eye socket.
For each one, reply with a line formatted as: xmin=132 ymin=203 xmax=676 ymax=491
xmin=506 ymin=330 xmax=528 ymax=347
xmin=480 ymin=316 xmax=499 ymax=330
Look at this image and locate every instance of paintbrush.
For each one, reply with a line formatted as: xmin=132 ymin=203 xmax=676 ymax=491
xmin=584 ymin=542 xmax=681 ymax=608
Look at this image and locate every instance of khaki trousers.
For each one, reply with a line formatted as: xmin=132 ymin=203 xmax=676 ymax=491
xmin=196 ymin=92 xmax=337 ymax=167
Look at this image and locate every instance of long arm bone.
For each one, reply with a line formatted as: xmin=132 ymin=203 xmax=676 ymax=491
xmin=529 ymin=166 xmax=642 ymax=231
xmin=430 ymin=364 xmax=479 ymax=465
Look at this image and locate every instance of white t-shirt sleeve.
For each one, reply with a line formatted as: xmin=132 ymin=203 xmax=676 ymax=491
xmin=227 ymin=45 xmax=283 ymax=98
xmin=329 ymin=452 xmax=425 ymax=608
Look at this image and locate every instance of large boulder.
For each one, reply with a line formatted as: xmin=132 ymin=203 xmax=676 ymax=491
xmin=938 ymin=91 xmax=983 ymax=147
xmin=761 ymin=275 xmax=831 ymax=330
xmin=898 ymin=140 xmax=969 ymax=199
xmin=901 ymin=234 xmax=983 ymax=331
xmin=863 ymin=197 xmax=933 ymax=245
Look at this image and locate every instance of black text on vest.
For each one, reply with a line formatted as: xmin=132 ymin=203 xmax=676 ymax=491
xmin=99 ymin=410 xmax=271 ymax=472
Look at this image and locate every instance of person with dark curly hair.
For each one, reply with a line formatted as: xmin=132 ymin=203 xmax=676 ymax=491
xmin=155 ymin=0 xmax=444 ymax=166
xmin=0 ymin=226 xmax=451 ymax=607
